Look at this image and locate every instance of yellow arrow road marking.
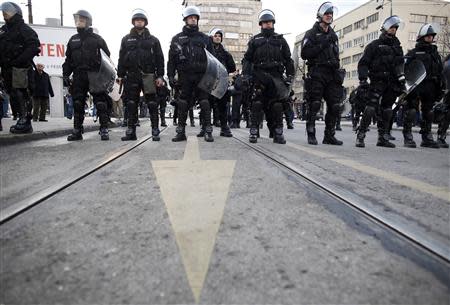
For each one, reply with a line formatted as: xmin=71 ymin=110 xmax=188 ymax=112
xmin=152 ymin=136 xmax=236 ymax=302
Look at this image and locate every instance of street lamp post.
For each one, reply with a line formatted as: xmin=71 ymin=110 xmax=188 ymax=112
xmin=27 ymin=0 xmax=32 ymax=23
xmin=60 ymin=0 xmax=63 ymax=26
xmin=376 ymin=0 xmax=393 ymax=16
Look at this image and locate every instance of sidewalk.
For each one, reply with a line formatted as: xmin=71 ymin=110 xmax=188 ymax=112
xmin=0 ymin=117 xmax=122 ymax=146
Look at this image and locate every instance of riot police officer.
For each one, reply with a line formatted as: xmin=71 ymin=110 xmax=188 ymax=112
xmin=167 ymin=6 xmax=215 ymax=142
xmin=402 ymin=24 xmax=444 ymax=148
xmin=242 ymin=9 xmax=295 ymax=144
xmin=0 ymin=2 xmax=40 ymax=134
xmin=63 ymin=10 xmax=112 ymax=141
xmin=355 ymin=15 xmax=405 ymax=148
xmin=117 ymin=9 xmax=165 ymax=141
xmin=301 ymin=2 xmax=344 ymax=145
xmin=206 ymin=27 xmax=236 ymax=138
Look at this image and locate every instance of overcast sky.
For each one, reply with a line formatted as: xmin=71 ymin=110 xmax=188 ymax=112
xmin=18 ymin=0 xmax=372 ymax=63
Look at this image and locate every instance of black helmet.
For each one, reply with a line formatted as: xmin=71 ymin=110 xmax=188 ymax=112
xmin=73 ymin=9 xmax=92 ymax=27
xmin=416 ymin=23 xmax=437 ymax=41
xmin=258 ymin=9 xmax=275 ymax=25
xmin=131 ymin=8 xmax=148 ymax=26
xmin=0 ymin=2 xmax=22 ymax=17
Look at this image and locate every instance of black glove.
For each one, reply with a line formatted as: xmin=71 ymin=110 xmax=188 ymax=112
xmin=397 ymin=75 xmax=406 ymax=92
xmin=359 ymin=79 xmax=369 ymax=90
xmin=63 ymin=76 xmax=71 ymax=88
xmin=168 ymin=76 xmax=177 ymax=88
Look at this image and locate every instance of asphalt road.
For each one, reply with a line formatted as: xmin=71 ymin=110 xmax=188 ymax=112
xmin=1 ymin=122 xmax=449 ymax=304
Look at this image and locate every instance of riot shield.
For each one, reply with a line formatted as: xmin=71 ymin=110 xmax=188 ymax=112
xmin=198 ymin=48 xmax=228 ymax=99
xmin=88 ymin=49 xmax=117 ymax=94
xmin=444 ymin=58 xmax=450 ymax=91
xmin=393 ymin=59 xmax=426 ymax=107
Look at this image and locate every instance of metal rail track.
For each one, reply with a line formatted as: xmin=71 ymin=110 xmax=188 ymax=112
xmin=0 ymin=127 xmax=168 ymax=225
xmin=232 ymin=131 xmax=450 ymax=266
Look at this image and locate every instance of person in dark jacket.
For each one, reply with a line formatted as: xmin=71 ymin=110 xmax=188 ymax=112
xmin=118 ymin=9 xmax=165 ymax=141
xmin=32 ymin=63 xmax=54 ymax=121
xmin=202 ymin=27 xmax=236 ymax=138
xmin=402 ymin=24 xmax=444 ymax=148
xmin=0 ymin=2 xmax=40 ymax=133
xmin=301 ymin=2 xmax=344 ymax=145
xmin=230 ymin=72 xmax=243 ymax=128
xmin=242 ymin=9 xmax=295 ymax=144
xmin=167 ymin=6 xmax=215 ymax=142
xmin=355 ymin=15 xmax=405 ymax=148
xmin=156 ymin=79 xmax=170 ymax=127
xmin=63 ymin=9 xmax=111 ymax=141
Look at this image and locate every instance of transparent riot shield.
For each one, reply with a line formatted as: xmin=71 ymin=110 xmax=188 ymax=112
xmin=394 ymin=59 xmax=426 ymax=107
xmin=88 ymin=49 xmax=117 ymax=94
xmin=198 ymin=48 xmax=228 ymax=99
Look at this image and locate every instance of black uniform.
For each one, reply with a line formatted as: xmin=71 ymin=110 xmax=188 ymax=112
xmin=242 ymin=28 xmax=295 ymax=144
xmin=229 ymin=73 xmax=244 ymax=128
xmin=356 ymin=32 xmax=404 ymax=147
xmin=301 ymin=22 xmax=344 ymax=145
xmin=208 ymin=42 xmax=236 ymax=136
xmin=436 ymin=55 xmax=450 ymax=148
xmin=403 ymin=41 xmax=443 ymax=148
xmin=0 ymin=14 xmax=40 ymax=133
xmin=117 ymin=27 xmax=165 ymax=140
xmin=156 ymin=81 xmax=170 ymax=127
xmin=62 ymin=27 xmax=111 ymax=140
xmin=167 ymin=25 xmax=214 ymax=142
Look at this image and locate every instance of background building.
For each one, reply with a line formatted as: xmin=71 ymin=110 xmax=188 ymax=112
xmin=182 ymin=0 xmax=262 ymax=70
xmin=293 ymin=0 xmax=450 ymax=100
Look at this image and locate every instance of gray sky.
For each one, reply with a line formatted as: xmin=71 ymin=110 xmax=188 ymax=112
xmin=20 ymin=0 xmax=369 ymax=64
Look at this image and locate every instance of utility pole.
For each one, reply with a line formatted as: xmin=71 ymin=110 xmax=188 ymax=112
xmin=376 ymin=0 xmax=393 ymax=16
xmin=27 ymin=0 xmax=33 ymax=24
xmin=60 ymin=0 xmax=63 ymax=26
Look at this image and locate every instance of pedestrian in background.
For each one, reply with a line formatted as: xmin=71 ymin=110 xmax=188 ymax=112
xmin=32 ymin=63 xmax=54 ymax=122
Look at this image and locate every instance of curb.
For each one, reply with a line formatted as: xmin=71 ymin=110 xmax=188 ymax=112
xmin=0 ymin=124 xmax=121 ymax=146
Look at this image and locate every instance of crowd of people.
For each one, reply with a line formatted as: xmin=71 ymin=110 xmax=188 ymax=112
xmin=1 ymin=1 xmax=448 ymax=148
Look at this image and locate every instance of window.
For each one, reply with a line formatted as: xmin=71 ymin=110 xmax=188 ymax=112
xmin=410 ymin=14 xmax=427 ymax=23
xmin=345 ymin=71 xmax=351 ymax=79
xmin=225 ymin=32 xmax=239 ymax=39
xmin=240 ymin=21 xmax=252 ymax=28
xmin=342 ymin=40 xmax=352 ymax=50
xmin=351 ymin=70 xmax=358 ymax=79
xmin=210 ymin=6 xmax=219 ymax=13
xmin=226 ymin=7 xmax=239 ymax=14
xmin=353 ymin=36 xmax=364 ymax=46
xmin=239 ymin=33 xmax=252 ymax=40
xmin=335 ymin=29 xmax=342 ymax=39
xmin=366 ymin=31 xmax=378 ymax=42
xmin=342 ymin=56 xmax=351 ymax=65
xmin=367 ymin=12 xmax=379 ymax=25
xmin=352 ymin=53 xmax=363 ymax=63
xmin=240 ymin=8 xmax=253 ymax=15
xmin=409 ymin=32 xmax=417 ymax=41
xmin=354 ymin=19 xmax=365 ymax=30
xmin=343 ymin=25 xmax=352 ymax=35
xmin=431 ymin=16 xmax=448 ymax=25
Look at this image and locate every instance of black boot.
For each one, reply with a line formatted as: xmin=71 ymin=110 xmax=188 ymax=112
xmin=99 ymin=127 xmax=109 ymax=141
xmin=377 ymin=109 xmax=395 ymax=148
xmin=403 ymin=131 xmax=416 ymax=148
xmin=160 ymin=108 xmax=167 ymax=127
xmin=152 ymin=127 xmax=160 ymax=141
xmin=420 ymin=133 xmax=439 ymax=148
xmin=335 ymin=122 xmax=342 ymax=131
xmin=121 ymin=127 xmax=137 ymax=141
xmin=197 ymin=128 xmax=205 ymax=137
xmin=173 ymin=119 xmax=178 ymax=126
xmin=273 ymin=128 xmax=286 ymax=144
xmin=249 ymin=127 xmax=258 ymax=143
xmin=376 ymin=133 xmax=395 ymax=148
xmin=220 ymin=125 xmax=233 ymax=137
xmin=10 ymin=117 xmax=33 ymax=134
xmin=355 ymin=128 xmax=366 ymax=148
xmin=161 ymin=118 xmax=167 ymax=127
xmin=172 ymin=125 xmax=187 ymax=142
xmin=204 ymin=125 xmax=214 ymax=142
xmin=323 ymin=129 xmax=343 ymax=145
xmin=67 ymin=128 xmax=83 ymax=141
xmin=437 ymin=135 xmax=449 ymax=148
xmin=287 ymin=122 xmax=294 ymax=129
xmin=306 ymin=122 xmax=317 ymax=145
xmin=269 ymin=129 xmax=274 ymax=138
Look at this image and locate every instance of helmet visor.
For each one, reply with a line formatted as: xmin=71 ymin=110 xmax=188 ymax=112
xmin=318 ymin=2 xmax=338 ymax=17
xmin=74 ymin=14 xmax=89 ymax=28
xmin=382 ymin=16 xmax=404 ymax=31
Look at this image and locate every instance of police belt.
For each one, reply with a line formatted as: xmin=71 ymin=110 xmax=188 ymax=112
xmin=254 ymin=61 xmax=283 ymax=71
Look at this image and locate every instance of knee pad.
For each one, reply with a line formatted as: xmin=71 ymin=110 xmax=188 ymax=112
xmin=96 ymin=101 xmax=107 ymax=112
xmin=363 ymin=105 xmax=376 ymax=117
xmin=381 ymin=108 xmax=393 ymax=121
xmin=309 ymin=100 xmax=321 ymax=113
xmin=404 ymin=109 xmax=416 ymax=122
xmin=73 ymin=100 xmax=85 ymax=112
xmin=147 ymin=101 xmax=158 ymax=111
xmin=199 ymin=99 xmax=210 ymax=109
